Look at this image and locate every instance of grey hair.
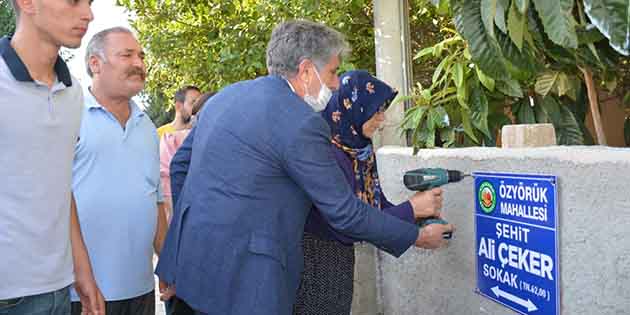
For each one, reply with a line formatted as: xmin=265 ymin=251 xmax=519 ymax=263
xmin=266 ymin=19 xmax=350 ymax=78
xmin=85 ymin=27 xmax=133 ymax=77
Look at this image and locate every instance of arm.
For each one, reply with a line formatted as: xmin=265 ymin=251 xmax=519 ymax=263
xmin=170 ymin=126 xmax=195 ymax=206
xmin=381 ymin=200 xmax=415 ymax=224
xmin=285 ymin=115 xmax=418 ymax=257
xmin=159 ymin=135 xmax=172 ymax=206
xmin=70 ymin=193 xmax=105 ymax=315
xmin=306 ymin=146 xmax=416 ymax=242
xmin=154 ymin=202 xmax=167 ymax=256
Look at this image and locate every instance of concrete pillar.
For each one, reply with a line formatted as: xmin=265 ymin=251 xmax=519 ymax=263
xmin=350 ymin=3 xmax=414 ymax=314
xmin=372 ymin=0 xmax=413 ymax=148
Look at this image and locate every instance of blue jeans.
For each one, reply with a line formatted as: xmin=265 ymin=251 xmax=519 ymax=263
xmin=0 ymin=286 xmax=70 ymax=315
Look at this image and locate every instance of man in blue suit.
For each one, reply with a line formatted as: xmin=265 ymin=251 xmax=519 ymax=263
xmin=156 ymin=19 xmax=454 ymax=315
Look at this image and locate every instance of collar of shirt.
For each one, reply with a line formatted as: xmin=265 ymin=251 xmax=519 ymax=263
xmin=0 ymin=36 xmax=73 ymax=87
xmin=83 ymin=88 xmax=144 ymax=138
xmin=284 ymin=78 xmax=296 ymax=93
xmin=85 ymin=87 xmax=145 ymax=124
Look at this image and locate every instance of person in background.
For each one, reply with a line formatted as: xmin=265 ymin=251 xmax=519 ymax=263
xmin=0 ymin=1 xmax=104 ymax=314
xmin=157 ymin=85 xmax=201 ymax=139
xmin=159 ymin=91 xmax=215 ymax=315
xmin=294 ymin=70 xmax=446 ymax=315
xmin=156 ymin=19 xmax=453 ymax=315
xmin=159 ymin=91 xmax=215 ymax=223
xmin=70 ymin=27 xmax=167 ymax=315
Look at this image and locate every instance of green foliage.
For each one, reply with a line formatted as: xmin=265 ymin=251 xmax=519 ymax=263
xmin=1 ymin=0 xmax=16 ymax=36
xmin=117 ymin=0 xmax=376 ymax=123
xmin=452 ymin=0 xmax=510 ymax=80
xmin=403 ymin=0 xmax=630 ymax=151
xmin=530 ymin=0 xmax=578 ymax=48
xmin=583 ymin=0 xmax=630 ymax=56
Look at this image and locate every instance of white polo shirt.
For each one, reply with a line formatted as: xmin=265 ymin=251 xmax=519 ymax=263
xmin=0 ymin=36 xmax=83 ymax=299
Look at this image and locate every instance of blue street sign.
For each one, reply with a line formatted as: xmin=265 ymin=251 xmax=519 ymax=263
xmin=474 ymin=172 xmax=559 ymax=315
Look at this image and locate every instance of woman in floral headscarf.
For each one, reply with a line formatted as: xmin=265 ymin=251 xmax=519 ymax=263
xmin=293 ymin=71 xmax=444 ymax=315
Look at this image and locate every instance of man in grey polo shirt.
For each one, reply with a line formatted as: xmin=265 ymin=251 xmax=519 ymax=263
xmin=0 ymin=1 xmax=104 ymax=315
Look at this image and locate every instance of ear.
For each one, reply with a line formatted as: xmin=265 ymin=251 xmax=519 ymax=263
xmin=174 ymin=101 xmax=184 ymax=111
xmin=297 ymin=59 xmax=313 ymax=83
xmin=88 ymin=55 xmax=102 ymax=76
xmin=16 ymin=0 xmax=35 ymax=16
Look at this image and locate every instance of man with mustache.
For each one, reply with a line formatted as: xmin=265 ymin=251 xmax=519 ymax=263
xmin=157 ymin=85 xmax=201 ymax=139
xmin=70 ymin=26 xmax=167 ymax=315
xmin=0 ymin=1 xmax=104 ymax=314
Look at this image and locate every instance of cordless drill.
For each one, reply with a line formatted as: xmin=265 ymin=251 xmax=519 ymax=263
xmin=403 ymin=168 xmax=470 ymax=239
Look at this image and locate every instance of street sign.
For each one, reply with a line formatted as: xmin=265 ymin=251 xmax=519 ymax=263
xmin=474 ymin=172 xmax=559 ymax=315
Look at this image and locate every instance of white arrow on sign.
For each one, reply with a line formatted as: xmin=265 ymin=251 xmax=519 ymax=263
xmin=491 ymin=286 xmax=538 ymax=312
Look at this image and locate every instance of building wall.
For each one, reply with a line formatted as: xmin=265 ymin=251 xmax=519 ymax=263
xmin=352 ymin=146 xmax=630 ymax=315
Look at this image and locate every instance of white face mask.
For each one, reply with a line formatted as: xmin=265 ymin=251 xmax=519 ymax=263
xmin=303 ymin=67 xmax=332 ymax=112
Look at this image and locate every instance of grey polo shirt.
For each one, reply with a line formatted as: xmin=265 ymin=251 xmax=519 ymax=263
xmin=0 ymin=36 xmax=83 ymax=299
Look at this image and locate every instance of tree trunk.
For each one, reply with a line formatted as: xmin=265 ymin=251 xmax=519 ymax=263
xmin=580 ymin=67 xmax=607 ymax=145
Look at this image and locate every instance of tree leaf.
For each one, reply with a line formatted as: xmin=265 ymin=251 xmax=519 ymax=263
xmin=481 ymin=0 xmax=498 ymax=38
xmin=533 ymin=97 xmax=551 ymax=123
xmin=402 ymin=105 xmax=428 ymax=130
xmin=555 ymin=102 xmax=584 ymax=145
xmin=496 ymin=77 xmax=524 ymax=97
xmin=535 ymin=71 xmax=559 ymax=97
xmin=541 ymin=96 xmax=562 ymax=123
xmin=440 ymin=128 xmax=456 ymax=147
xmin=434 ymin=42 xmax=445 ymax=58
xmin=496 ymin=31 xmax=541 ymax=81
xmin=531 ymin=0 xmax=578 ymax=48
xmin=452 ymin=0 xmax=510 ymax=80
xmin=457 ymin=80 xmax=469 ymax=109
xmin=555 ymin=72 xmax=570 ymax=97
xmin=452 ymin=62 xmax=465 ymax=88
xmin=507 ymin=0 xmax=526 ymax=51
xmin=436 ymin=0 xmax=451 ymax=15
xmin=431 ymin=106 xmax=451 ymax=128
xmin=577 ymin=25 xmax=607 ymax=45
xmin=469 ymin=84 xmax=492 ymax=137
xmin=515 ymin=0 xmax=529 ymax=14
xmin=495 ymin=0 xmax=509 ymax=34
xmin=414 ymin=47 xmax=435 ymax=60
xmin=432 ymin=55 xmax=452 ymax=85
xmin=461 ymin=107 xmax=479 ymax=142
xmin=476 ymin=66 xmax=496 ymax=91
xmin=543 ymin=96 xmax=583 ymax=145
xmin=583 ymin=0 xmax=630 ymax=56
xmin=516 ymin=98 xmax=536 ymax=124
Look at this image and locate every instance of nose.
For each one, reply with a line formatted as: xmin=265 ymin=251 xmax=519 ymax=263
xmin=132 ymin=55 xmax=146 ymax=69
xmin=80 ymin=1 xmax=95 ymax=23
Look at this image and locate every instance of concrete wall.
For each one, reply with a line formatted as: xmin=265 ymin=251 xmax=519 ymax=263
xmin=363 ymin=145 xmax=630 ymax=315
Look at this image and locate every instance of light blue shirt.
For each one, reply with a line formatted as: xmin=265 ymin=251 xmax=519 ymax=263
xmin=71 ymin=90 xmax=162 ymax=301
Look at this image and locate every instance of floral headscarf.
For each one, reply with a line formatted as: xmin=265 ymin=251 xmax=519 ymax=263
xmin=322 ymin=70 xmax=398 ymax=208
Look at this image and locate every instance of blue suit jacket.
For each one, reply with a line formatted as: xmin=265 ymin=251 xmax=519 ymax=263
xmin=155 ymin=75 xmax=418 ymax=315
